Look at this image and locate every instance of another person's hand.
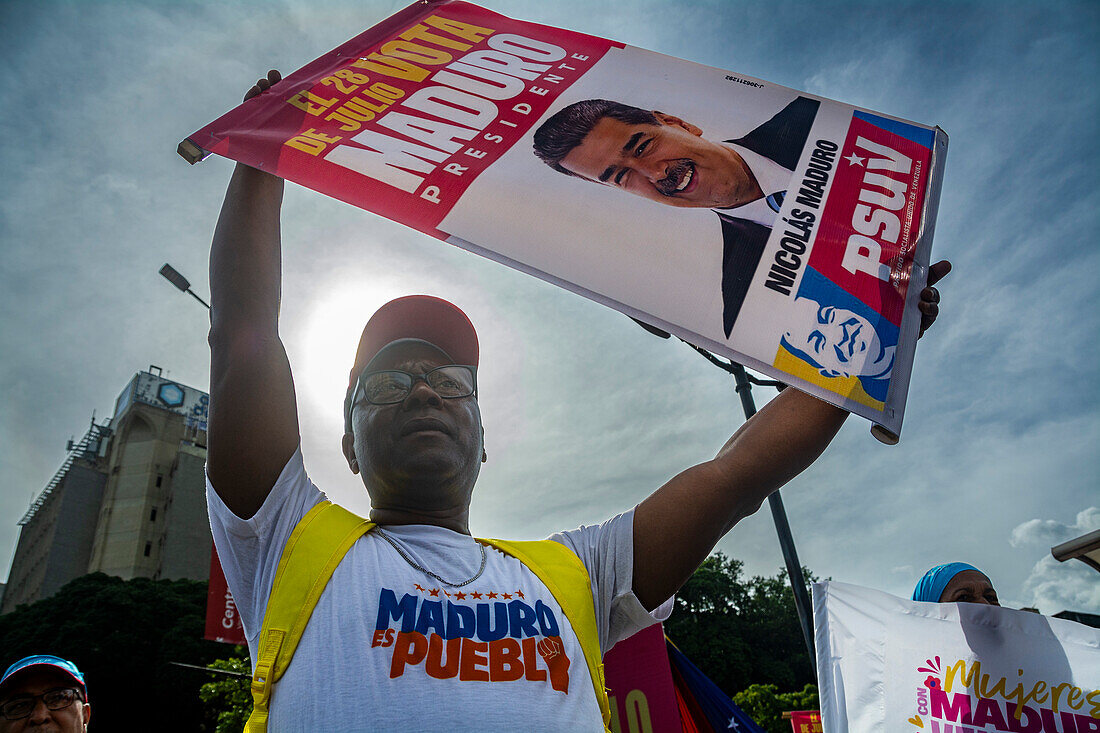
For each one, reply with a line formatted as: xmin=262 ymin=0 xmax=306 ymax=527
xmin=245 ymin=69 xmax=282 ymax=102
xmin=918 ymin=259 xmax=951 ymax=338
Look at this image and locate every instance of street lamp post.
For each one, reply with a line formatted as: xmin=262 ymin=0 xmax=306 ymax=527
xmin=159 ymin=263 xmax=210 ymax=310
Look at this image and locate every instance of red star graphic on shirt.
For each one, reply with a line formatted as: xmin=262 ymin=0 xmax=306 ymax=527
xmin=502 ymin=593 xmax=513 ymax=600
xmin=455 ymin=592 xmax=467 ymax=600
xmin=487 ymin=591 xmax=498 ymax=599
xmin=414 ymin=583 xmax=426 ymax=592
xmin=515 ymin=589 xmax=525 ymax=599
xmin=470 ymin=591 xmax=483 ymax=599
xmin=429 ymin=588 xmax=440 ymax=597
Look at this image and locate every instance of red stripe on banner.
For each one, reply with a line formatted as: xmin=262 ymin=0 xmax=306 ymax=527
xmin=204 ymin=541 xmax=246 ymax=645
xmin=189 ymin=0 xmax=619 ymax=238
xmin=668 ymin=660 xmax=715 ymax=733
xmin=810 ymin=116 xmax=931 ymax=327
xmin=674 ymin=682 xmax=706 ymax=733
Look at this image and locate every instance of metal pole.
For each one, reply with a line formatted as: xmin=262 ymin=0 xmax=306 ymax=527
xmin=729 ymin=362 xmax=817 ymax=676
xmin=615 ymin=323 xmax=820 ymax=673
xmin=169 ymin=661 xmax=249 ymax=678
xmin=186 ymin=289 xmax=211 ymax=310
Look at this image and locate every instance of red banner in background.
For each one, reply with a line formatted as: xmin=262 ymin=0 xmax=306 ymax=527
xmin=604 ymin=623 xmax=682 ymax=733
xmin=789 ymin=710 xmax=822 ymax=733
xmin=204 ymin=541 xmax=246 ymax=645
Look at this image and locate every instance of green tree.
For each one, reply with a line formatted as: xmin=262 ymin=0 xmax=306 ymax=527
xmin=664 ymin=553 xmax=818 ymax=696
xmin=733 ymin=683 xmax=819 ymax=733
xmin=199 ymin=653 xmax=252 ymax=733
xmin=0 ymin=573 xmax=231 ymax=731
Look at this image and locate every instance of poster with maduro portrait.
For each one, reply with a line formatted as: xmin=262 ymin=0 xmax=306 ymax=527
xmin=813 ymin=582 xmax=1100 ymax=733
xmin=180 ymin=0 xmax=947 ymax=440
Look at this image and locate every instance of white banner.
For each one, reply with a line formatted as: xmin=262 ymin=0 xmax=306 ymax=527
xmin=181 ymin=0 xmax=948 ymax=440
xmin=813 ymin=581 xmax=1100 ymax=733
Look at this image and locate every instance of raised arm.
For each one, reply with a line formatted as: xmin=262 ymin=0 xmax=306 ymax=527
xmin=631 ymin=260 xmax=951 ymax=610
xmin=632 ymin=390 xmax=844 ymax=609
xmin=207 ymin=71 xmax=300 ymax=519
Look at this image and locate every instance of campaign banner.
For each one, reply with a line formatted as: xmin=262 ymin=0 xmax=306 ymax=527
xmin=789 ymin=710 xmax=823 ymax=733
xmin=603 ymin=623 xmax=681 ymax=733
xmin=813 ymin=581 xmax=1100 ymax=733
xmin=204 ymin=542 xmax=246 ymax=645
xmin=180 ymin=0 xmax=947 ymax=440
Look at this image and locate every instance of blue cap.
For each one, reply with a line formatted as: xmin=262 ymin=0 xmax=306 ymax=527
xmin=0 ymin=655 xmax=86 ymax=698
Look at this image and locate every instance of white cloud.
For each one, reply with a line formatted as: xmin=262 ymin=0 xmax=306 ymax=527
xmin=1010 ymin=508 xmax=1100 ymax=548
xmin=1019 ymin=554 xmax=1100 ymax=616
xmin=1008 ymin=509 xmax=1100 ymax=614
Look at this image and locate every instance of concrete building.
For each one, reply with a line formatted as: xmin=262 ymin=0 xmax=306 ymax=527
xmin=1 ymin=423 xmax=112 ymax=611
xmin=2 ymin=367 xmax=210 ymax=613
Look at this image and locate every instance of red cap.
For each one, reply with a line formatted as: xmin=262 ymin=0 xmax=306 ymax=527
xmin=348 ymin=295 xmax=479 ymax=389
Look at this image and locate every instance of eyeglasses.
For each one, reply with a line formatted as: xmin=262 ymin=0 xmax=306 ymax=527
xmin=344 ymin=365 xmax=477 ymax=432
xmin=1 ymin=687 xmax=82 ymax=720
xmin=354 ymin=365 xmax=477 ymax=406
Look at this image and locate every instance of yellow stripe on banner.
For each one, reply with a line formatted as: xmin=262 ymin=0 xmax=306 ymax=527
xmin=773 ymin=346 xmax=886 ymax=411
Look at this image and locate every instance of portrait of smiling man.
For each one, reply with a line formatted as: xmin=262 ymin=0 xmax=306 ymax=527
xmin=533 ymin=96 xmax=820 ymax=338
xmin=206 ymin=71 xmax=946 ymax=732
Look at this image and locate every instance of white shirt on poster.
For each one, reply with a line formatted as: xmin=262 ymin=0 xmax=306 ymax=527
xmin=717 ymin=142 xmax=795 ymax=227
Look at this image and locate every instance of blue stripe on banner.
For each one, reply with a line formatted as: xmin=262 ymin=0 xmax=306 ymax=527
xmin=666 ymin=641 xmax=767 ymax=733
xmin=853 ymin=110 xmax=935 ymax=149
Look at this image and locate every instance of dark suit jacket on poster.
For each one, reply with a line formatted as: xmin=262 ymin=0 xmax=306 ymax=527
xmin=717 ymin=96 xmax=819 ymax=337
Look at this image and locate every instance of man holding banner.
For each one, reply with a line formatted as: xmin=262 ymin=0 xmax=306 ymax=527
xmin=204 ymin=70 xmax=948 ymax=730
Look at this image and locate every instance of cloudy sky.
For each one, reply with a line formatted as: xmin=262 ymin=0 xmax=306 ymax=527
xmin=1 ymin=0 xmax=1097 ymax=616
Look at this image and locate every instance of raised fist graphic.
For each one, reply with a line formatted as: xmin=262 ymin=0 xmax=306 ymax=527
xmin=536 ymin=636 xmax=570 ymax=694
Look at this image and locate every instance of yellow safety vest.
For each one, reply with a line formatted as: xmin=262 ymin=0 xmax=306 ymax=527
xmin=246 ymin=500 xmax=611 ymax=731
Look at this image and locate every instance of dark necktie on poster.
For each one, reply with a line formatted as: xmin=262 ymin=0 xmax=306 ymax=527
xmin=766 ymin=191 xmax=786 ymax=213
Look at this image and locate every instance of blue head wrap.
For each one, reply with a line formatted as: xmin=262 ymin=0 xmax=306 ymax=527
xmin=912 ymin=562 xmax=982 ymax=602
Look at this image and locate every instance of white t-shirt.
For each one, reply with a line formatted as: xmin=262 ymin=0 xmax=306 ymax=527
xmin=207 ymin=449 xmax=671 ymax=732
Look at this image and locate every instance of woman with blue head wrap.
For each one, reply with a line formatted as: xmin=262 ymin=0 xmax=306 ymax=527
xmin=912 ymin=562 xmax=1000 ymax=605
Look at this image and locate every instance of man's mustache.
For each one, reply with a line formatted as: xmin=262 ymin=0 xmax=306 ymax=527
xmin=656 ymin=159 xmax=693 ymax=196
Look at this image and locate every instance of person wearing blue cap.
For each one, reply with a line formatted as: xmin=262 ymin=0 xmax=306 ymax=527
xmin=912 ymin=562 xmax=1000 ymax=605
xmin=0 ymin=655 xmax=90 ymax=732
